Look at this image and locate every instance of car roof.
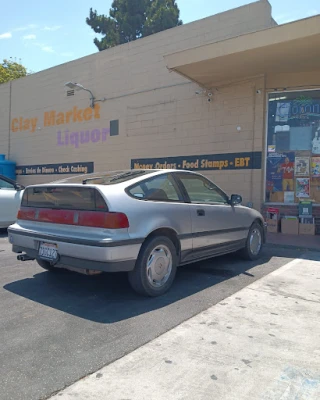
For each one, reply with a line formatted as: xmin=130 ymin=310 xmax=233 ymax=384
xmin=26 ymin=169 xmax=197 ymax=188
xmin=51 ymin=169 xmax=156 ymax=185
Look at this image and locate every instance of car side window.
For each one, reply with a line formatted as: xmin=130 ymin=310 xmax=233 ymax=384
xmin=177 ymin=174 xmax=228 ymax=204
xmin=128 ymin=184 xmax=145 ymax=199
xmin=128 ymin=174 xmax=182 ymax=202
xmin=0 ymin=178 xmax=15 ymax=190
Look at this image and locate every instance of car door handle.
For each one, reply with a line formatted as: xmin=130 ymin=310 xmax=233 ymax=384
xmin=197 ymin=209 xmax=205 ymax=216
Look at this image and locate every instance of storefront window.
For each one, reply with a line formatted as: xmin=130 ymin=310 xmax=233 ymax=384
xmin=266 ymin=90 xmax=320 ymax=204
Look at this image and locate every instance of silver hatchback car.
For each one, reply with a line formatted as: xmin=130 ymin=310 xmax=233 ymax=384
xmin=9 ymin=170 xmax=266 ymax=296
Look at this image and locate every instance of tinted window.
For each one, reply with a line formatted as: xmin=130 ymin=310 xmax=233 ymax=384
xmin=128 ymin=184 xmax=145 ymax=199
xmin=177 ymin=174 xmax=228 ymax=204
xmin=21 ymin=187 xmax=108 ymax=211
xmin=128 ymin=174 xmax=181 ymax=202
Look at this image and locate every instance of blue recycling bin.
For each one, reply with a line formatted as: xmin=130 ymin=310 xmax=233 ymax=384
xmin=0 ymin=154 xmax=16 ymax=180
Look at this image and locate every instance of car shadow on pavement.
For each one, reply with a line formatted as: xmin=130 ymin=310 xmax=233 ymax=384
xmin=3 ymin=247 xmax=302 ymax=324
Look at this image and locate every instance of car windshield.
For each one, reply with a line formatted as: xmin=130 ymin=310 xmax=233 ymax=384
xmin=52 ymin=170 xmax=153 ymax=185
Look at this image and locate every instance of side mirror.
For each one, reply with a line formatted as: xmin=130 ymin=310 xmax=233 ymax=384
xmin=229 ymin=194 xmax=242 ymax=206
xmin=14 ymin=183 xmax=24 ymax=192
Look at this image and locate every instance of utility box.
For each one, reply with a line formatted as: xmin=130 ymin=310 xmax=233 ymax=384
xmin=298 ymin=202 xmax=315 ymax=235
xmin=266 ymin=207 xmax=279 ymax=233
xmin=299 ymin=222 xmax=315 ymax=235
xmin=281 ymin=217 xmax=299 ymax=235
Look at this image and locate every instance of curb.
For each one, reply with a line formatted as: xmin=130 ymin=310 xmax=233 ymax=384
xmin=265 ymin=242 xmax=320 ymax=252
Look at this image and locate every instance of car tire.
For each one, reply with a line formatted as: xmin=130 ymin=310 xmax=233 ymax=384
xmin=240 ymin=222 xmax=263 ymax=261
xmin=36 ymin=259 xmax=57 ymax=272
xmin=128 ymin=236 xmax=178 ymax=297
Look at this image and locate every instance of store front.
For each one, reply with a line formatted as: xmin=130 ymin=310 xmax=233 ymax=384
xmin=262 ymin=89 xmax=320 ymax=234
xmin=266 ymin=89 xmax=320 ymax=204
xmin=164 ymin=14 xmax=320 ymax=234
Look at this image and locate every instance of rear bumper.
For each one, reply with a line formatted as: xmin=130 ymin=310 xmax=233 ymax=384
xmin=12 ymin=245 xmax=136 ymax=272
xmin=8 ymin=227 xmax=142 ymax=273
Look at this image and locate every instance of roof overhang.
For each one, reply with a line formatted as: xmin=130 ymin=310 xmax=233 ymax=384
xmin=164 ymin=15 xmax=320 ymax=88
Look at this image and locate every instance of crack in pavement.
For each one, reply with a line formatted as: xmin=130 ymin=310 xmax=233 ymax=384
xmin=247 ymin=287 xmax=320 ymax=304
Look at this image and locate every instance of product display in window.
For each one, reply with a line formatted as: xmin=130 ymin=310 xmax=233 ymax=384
xmin=294 ymin=157 xmax=310 ymax=176
xmin=275 ymin=103 xmax=290 ymax=123
xmin=266 ymin=90 xmax=320 ymax=204
xmin=278 ymin=157 xmax=294 ymax=190
xmin=266 ymin=152 xmax=295 ymax=202
xmin=296 ymin=178 xmax=310 ymax=198
xmin=284 ymin=191 xmax=294 ymax=203
xmin=311 ymin=157 xmax=320 ymax=176
xmin=311 ymin=177 xmax=320 ymax=202
xmin=312 ymin=127 xmax=320 ymax=154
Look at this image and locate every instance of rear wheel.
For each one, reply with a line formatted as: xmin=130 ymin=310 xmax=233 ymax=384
xmin=240 ymin=222 xmax=263 ymax=260
xmin=128 ymin=236 xmax=178 ymax=297
xmin=36 ymin=259 xmax=57 ymax=272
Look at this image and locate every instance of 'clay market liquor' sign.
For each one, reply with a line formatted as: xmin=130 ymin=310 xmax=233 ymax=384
xmin=11 ymin=105 xmax=101 ymax=133
xmin=11 ymin=104 xmax=119 ymax=148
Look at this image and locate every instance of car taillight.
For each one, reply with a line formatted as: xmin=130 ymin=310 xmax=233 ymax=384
xmin=17 ymin=209 xmax=36 ymax=221
xmin=17 ymin=208 xmax=129 ymax=229
xmin=79 ymin=211 xmax=129 ymax=229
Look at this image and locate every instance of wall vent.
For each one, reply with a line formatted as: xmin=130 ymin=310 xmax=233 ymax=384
xmin=67 ymin=90 xmax=75 ymax=97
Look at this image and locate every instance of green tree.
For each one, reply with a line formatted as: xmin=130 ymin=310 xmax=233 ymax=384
xmin=86 ymin=0 xmax=182 ymax=51
xmin=0 ymin=59 xmax=27 ymax=85
xmin=143 ymin=0 xmax=182 ymax=36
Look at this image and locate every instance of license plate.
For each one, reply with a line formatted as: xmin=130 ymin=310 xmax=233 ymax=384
xmin=39 ymin=243 xmax=58 ymax=261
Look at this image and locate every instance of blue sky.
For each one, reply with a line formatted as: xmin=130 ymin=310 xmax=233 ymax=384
xmin=0 ymin=0 xmax=319 ymax=73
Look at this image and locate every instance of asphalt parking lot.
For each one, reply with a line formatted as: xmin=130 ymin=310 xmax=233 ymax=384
xmin=0 ymin=230 xmax=306 ymax=400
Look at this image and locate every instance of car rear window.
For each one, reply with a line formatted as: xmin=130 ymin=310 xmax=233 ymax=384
xmin=21 ymin=187 xmax=108 ymax=211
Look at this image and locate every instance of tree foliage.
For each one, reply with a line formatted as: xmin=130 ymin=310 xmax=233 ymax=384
xmin=143 ymin=0 xmax=182 ymax=36
xmin=86 ymin=0 xmax=182 ymax=51
xmin=0 ymin=59 xmax=27 ymax=85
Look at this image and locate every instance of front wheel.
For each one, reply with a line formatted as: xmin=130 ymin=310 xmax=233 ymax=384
xmin=128 ymin=236 xmax=178 ymax=297
xmin=240 ymin=222 xmax=263 ymax=261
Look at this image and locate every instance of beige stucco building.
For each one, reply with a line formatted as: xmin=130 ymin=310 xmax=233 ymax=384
xmin=1 ymin=0 xmax=320 ymax=233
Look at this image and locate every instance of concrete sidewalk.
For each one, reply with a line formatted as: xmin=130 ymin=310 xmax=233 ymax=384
xmin=51 ymin=253 xmax=320 ymax=400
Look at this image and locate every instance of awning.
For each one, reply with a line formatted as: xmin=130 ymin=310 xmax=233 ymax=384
xmin=164 ymin=15 xmax=320 ymax=88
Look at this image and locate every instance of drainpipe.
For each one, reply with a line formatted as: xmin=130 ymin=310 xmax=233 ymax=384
xmin=8 ymin=81 xmax=12 ymax=159
xmin=250 ymin=84 xmax=257 ymax=205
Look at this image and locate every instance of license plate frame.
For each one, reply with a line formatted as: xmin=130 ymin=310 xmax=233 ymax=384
xmin=38 ymin=242 xmax=58 ymax=261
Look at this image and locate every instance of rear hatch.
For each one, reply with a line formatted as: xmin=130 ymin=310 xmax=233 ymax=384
xmin=17 ymin=185 xmax=129 ymax=235
xmin=22 ymin=185 xmax=108 ymax=212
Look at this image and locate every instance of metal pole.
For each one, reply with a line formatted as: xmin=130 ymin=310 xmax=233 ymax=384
xmin=8 ymin=81 xmax=12 ymax=158
xmin=83 ymin=88 xmax=95 ymax=108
